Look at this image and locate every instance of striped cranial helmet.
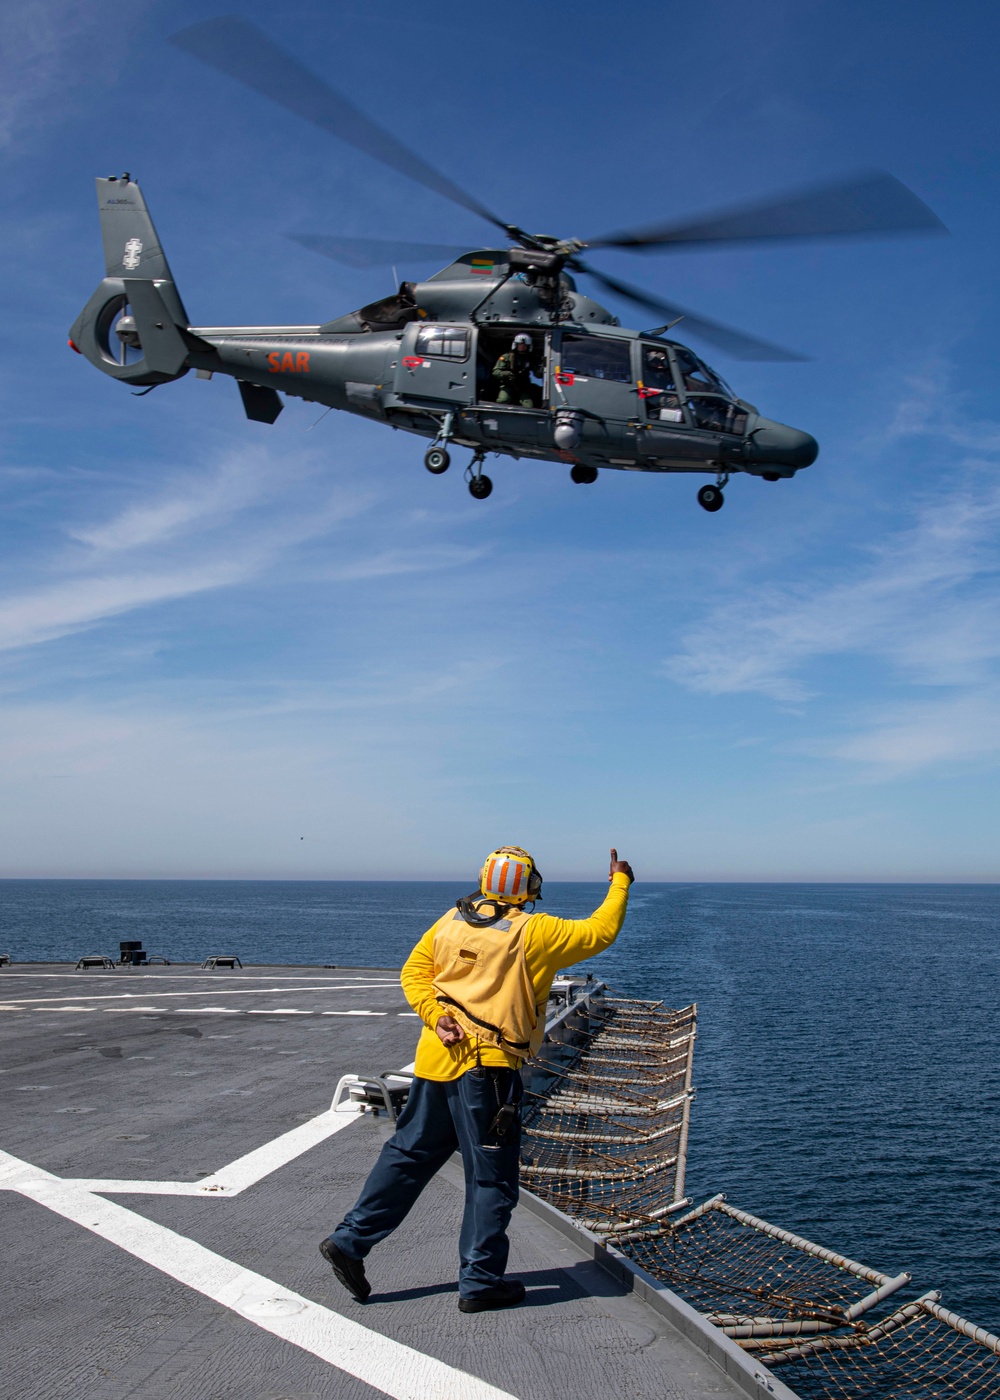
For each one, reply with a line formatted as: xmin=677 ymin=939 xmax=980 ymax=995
xmin=479 ymin=846 xmax=542 ymax=905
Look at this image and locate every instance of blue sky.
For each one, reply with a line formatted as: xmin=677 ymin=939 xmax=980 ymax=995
xmin=1 ymin=0 xmax=998 ymax=880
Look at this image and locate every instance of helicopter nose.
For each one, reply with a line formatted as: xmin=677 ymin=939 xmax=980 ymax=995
xmin=746 ymin=418 xmax=819 ymax=471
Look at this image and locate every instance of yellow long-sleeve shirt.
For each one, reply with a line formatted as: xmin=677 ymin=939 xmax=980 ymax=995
xmin=400 ymin=872 xmax=631 ymax=1080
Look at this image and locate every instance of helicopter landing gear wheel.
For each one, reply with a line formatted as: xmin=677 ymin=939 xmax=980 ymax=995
xmin=697 ymin=484 xmax=725 ymax=512
xmin=424 ymin=447 xmax=450 ymax=474
xmin=570 ymin=464 xmax=598 ymax=484
xmin=469 ymin=474 xmax=493 ymax=500
xmin=762 ymin=471 xmax=781 ymax=482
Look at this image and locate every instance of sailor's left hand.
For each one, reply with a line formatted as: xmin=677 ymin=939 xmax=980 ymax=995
xmin=435 ymin=1014 xmax=465 ymax=1046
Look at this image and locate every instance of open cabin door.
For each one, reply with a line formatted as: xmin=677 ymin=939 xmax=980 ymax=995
xmin=394 ymin=324 xmax=475 ymax=404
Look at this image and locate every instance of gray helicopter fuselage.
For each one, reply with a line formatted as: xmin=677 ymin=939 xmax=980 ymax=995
xmin=70 ymin=180 xmax=817 ymax=483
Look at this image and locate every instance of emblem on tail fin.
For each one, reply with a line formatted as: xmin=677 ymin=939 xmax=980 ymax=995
xmin=123 ymin=238 xmax=142 ymax=270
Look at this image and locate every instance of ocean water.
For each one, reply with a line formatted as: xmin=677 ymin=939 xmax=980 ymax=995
xmin=2 ymin=878 xmax=998 ymax=1330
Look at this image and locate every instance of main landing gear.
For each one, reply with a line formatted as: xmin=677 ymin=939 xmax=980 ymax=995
xmin=466 ymin=452 xmax=492 ymax=499
xmin=423 ymin=436 xmax=493 ymax=498
xmin=697 ymin=472 xmax=729 ymax=512
xmin=570 ymin=464 xmax=598 ymax=484
xmin=697 ymin=484 xmax=724 ymax=512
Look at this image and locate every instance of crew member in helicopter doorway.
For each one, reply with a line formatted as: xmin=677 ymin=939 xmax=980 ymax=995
xmin=319 ymin=845 xmax=634 ymax=1312
xmin=492 ymin=333 xmax=544 ymax=406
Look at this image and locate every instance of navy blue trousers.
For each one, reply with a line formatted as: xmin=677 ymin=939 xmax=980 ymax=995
xmin=329 ymin=1069 xmax=521 ymax=1298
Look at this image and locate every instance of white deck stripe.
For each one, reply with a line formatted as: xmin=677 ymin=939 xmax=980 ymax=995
xmin=0 ymin=982 xmax=397 ymax=1006
xmin=60 ymin=1061 xmax=417 ymax=1197
xmin=0 ymin=972 xmax=398 ymax=983
xmin=4 ymin=1008 xmax=408 ymax=1020
xmin=2 ymin=1151 xmax=516 ymax=1400
xmin=69 ymin=1104 xmax=364 ymax=1196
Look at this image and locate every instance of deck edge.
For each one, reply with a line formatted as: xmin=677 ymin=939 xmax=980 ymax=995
xmin=517 ymin=1187 xmax=800 ymax=1400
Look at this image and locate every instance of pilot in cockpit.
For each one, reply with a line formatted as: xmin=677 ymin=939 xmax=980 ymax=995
xmin=641 ymin=346 xmax=683 ymax=421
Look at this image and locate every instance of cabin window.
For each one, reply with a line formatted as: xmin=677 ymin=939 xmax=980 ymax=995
xmin=416 ymin=326 xmax=469 ymax=360
xmin=560 ymin=334 xmax=632 ymax=383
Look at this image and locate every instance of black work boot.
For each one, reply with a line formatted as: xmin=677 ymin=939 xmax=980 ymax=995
xmin=458 ymin=1279 xmax=526 ymax=1313
xmin=319 ymin=1238 xmax=371 ymax=1301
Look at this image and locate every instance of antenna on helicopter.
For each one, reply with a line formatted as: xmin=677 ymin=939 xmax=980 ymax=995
xmin=641 ymin=318 xmax=686 ymax=338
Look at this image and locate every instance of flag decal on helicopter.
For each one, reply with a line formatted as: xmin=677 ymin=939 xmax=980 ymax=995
xmin=470 ymin=256 xmax=495 ymax=275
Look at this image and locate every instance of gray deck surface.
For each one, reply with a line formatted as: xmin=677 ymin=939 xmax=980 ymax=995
xmin=1 ymin=964 xmax=747 ymax=1400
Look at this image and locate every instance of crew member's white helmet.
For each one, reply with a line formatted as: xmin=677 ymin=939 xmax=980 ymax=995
xmin=512 ymin=334 xmax=532 ymax=350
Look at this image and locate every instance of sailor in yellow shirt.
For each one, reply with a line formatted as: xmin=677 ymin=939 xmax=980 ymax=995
xmin=320 ymin=846 xmax=633 ymax=1313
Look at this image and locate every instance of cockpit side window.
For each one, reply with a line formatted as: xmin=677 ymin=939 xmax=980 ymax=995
xmin=416 ymin=326 xmax=469 ymax=361
xmin=640 ymin=344 xmax=683 ymax=422
xmin=560 ymin=334 xmax=632 ymax=383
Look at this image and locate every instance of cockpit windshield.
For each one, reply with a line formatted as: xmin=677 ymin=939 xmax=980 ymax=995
xmin=665 ymin=346 xmax=743 ymax=433
xmin=672 ymin=349 xmax=731 ymax=397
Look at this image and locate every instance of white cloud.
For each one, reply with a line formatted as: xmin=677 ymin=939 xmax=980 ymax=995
xmin=67 ymin=451 xmax=277 ymax=553
xmin=824 ymin=691 xmax=1000 ymax=772
xmin=0 ymin=564 xmax=246 ymax=653
xmin=0 ymin=3 xmax=133 ymax=150
xmin=0 ymin=441 xmax=381 ymax=651
xmin=0 ymin=431 xmax=498 ymax=656
xmin=663 ymin=481 xmax=1000 ymax=703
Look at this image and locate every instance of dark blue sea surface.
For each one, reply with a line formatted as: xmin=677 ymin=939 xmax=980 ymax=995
xmin=2 ymin=879 xmax=998 ymax=1330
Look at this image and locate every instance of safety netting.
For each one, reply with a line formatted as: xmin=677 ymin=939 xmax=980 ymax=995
xmin=520 ymin=993 xmax=695 ymax=1232
xmin=764 ymin=1294 xmax=1000 ymax=1399
xmin=522 ymin=985 xmax=1000 ymax=1399
xmin=608 ymin=1196 xmax=909 ymax=1336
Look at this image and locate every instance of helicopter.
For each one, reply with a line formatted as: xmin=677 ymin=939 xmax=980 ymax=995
xmin=69 ymin=18 xmax=946 ymax=512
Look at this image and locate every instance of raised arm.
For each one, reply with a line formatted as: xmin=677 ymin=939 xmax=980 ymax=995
xmin=528 ymin=848 xmax=634 ymax=969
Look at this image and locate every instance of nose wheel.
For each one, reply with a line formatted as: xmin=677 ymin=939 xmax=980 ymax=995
xmin=697 ymin=483 xmax=725 ymax=512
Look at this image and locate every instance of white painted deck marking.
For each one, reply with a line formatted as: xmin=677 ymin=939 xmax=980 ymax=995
xmin=0 ymin=981 xmax=397 ymax=1007
xmin=60 ymin=1061 xmax=417 ymax=1197
xmin=1 ymin=1149 xmax=517 ymax=1400
xmin=6 ymin=1005 xmax=403 ymax=1018
xmin=322 ymin=1010 xmax=388 ymax=1016
xmin=0 ymin=972 xmax=398 ymax=983
xmin=69 ymin=1107 xmax=362 ymax=1196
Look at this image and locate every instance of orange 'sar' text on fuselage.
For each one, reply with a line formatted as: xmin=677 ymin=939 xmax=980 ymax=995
xmin=268 ymin=351 xmax=310 ymax=374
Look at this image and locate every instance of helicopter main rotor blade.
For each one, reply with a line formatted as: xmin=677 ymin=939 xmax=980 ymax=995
xmin=571 ymin=259 xmax=805 ymax=362
xmin=585 ymin=170 xmax=947 ymax=252
xmin=170 ymin=18 xmax=510 ymax=235
xmin=290 ymin=235 xmax=472 ymax=269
